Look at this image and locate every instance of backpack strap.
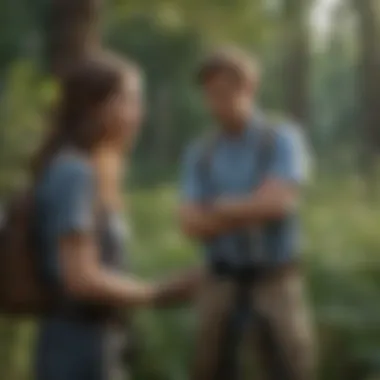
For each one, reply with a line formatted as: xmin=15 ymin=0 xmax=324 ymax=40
xmin=197 ymin=130 xmax=220 ymax=203
xmin=256 ymin=119 xmax=277 ymax=182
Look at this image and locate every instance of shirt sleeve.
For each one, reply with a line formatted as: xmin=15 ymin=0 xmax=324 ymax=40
xmin=180 ymin=142 xmax=203 ymax=202
xmin=56 ymin=161 xmax=96 ymax=235
xmin=267 ymin=124 xmax=311 ymax=185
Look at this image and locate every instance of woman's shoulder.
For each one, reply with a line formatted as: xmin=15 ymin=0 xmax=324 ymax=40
xmin=36 ymin=150 xmax=95 ymax=198
xmin=50 ymin=150 xmax=93 ymax=182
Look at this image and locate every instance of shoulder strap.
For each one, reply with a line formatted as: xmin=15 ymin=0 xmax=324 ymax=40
xmin=197 ymin=131 xmax=219 ymax=202
xmin=256 ymin=119 xmax=277 ymax=181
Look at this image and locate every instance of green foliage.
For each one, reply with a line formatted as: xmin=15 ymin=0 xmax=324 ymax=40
xmin=0 ymin=0 xmax=363 ymax=192
xmin=106 ymin=15 xmax=207 ymax=170
xmin=0 ymin=61 xmax=55 ymax=197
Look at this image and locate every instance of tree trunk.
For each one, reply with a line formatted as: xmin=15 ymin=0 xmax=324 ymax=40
xmin=354 ymin=0 xmax=380 ymax=186
xmin=44 ymin=0 xmax=103 ymax=78
xmin=152 ymin=82 xmax=173 ymax=167
xmin=282 ymin=0 xmax=310 ymax=126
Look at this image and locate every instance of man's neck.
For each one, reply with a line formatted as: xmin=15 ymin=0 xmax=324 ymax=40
xmin=220 ymin=110 xmax=253 ymax=136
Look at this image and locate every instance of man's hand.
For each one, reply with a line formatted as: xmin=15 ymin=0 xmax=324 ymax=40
xmin=179 ymin=179 xmax=299 ymax=240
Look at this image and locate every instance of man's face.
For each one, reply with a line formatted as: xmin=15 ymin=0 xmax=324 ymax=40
xmin=202 ymin=71 xmax=255 ymax=125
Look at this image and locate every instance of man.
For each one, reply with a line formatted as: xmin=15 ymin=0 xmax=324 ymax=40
xmin=179 ymin=47 xmax=315 ymax=380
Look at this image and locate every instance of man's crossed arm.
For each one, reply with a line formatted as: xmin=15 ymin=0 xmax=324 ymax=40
xmin=179 ymin=125 xmax=309 ymax=240
xmin=179 ymin=177 xmax=299 ymax=240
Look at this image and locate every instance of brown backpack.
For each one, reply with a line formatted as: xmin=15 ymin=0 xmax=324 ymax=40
xmin=0 ymin=190 xmax=53 ymax=316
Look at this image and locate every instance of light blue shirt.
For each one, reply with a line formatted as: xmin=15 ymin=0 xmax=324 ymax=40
xmin=180 ymin=115 xmax=310 ymax=268
xmin=33 ymin=150 xmax=129 ymax=380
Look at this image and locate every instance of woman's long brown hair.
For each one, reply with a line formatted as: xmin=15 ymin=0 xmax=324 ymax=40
xmin=32 ymin=53 xmax=140 ymax=182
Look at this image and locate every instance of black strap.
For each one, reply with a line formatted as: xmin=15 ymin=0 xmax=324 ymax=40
xmin=197 ymin=131 xmax=219 ymax=203
xmin=215 ymin=279 xmax=251 ymax=380
xmin=256 ymin=122 xmax=276 ymax=181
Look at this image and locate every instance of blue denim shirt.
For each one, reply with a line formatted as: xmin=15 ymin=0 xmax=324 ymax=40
xmin=34 ymin=151 xmax=127 ymax=289
xmin=180 ymin=116 xmax=310 ymax=268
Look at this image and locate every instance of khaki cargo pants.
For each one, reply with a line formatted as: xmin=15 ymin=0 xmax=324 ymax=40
xmin=191 ymin=269 xmax=316 ymax=380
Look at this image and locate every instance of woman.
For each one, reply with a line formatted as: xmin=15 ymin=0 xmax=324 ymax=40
xmin=32 ymin=53 xmax=152 ymax=380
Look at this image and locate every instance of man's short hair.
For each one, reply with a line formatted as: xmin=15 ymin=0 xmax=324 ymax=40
xmin=196 ymin=46 xmax=260 ymax=86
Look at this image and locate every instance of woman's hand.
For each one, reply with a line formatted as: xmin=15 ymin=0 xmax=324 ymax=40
xmin=125 ymin=278 xmax=157 ymax=308
xmin=152 ymin=267 xmax=204 ymax=308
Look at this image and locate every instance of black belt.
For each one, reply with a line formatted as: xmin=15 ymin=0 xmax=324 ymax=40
xmin=210 ymin=260 xmax=300 ymax=282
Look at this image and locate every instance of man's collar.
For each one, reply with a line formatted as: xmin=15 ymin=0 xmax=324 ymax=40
xmin=249 ymin=107 xmax=265 ymax=129
xmin=216 ymin=107 xmax=266 ymax=142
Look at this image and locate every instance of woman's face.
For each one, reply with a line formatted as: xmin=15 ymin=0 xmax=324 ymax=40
xmin=110 ymin=72 xmax=144 ymax=153
xmin=123 ymin=72 xmax=144 ymax=137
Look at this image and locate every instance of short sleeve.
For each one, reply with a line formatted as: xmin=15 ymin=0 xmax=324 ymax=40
xmin=180 ymin=142 xmax=203 ymax=202
xmin=267 ymin=124 xmax=311 ymax=185
xmin=55 ymin=161 xmax=96 ymax=235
